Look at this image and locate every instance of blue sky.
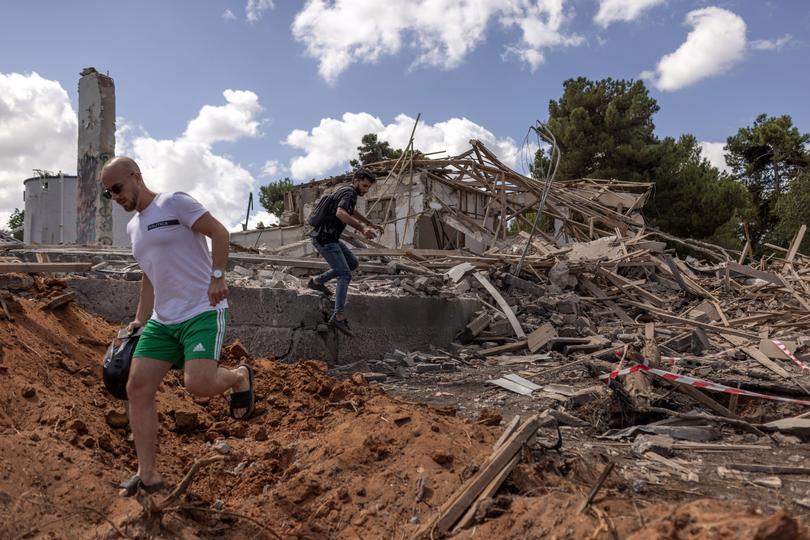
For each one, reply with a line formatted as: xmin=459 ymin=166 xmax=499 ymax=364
xmin=1 ymin=0 xmax=808 ymax=228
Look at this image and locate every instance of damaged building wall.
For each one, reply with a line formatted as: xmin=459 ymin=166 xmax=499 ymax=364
xmin=76 ymin=67 xmax=116 ymax=245
xmin=231 ymin=170 xmax=503 ymax=253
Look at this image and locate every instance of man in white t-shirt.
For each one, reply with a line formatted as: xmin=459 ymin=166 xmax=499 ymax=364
xmin=100 ymin=156 xmax=254 ymax=497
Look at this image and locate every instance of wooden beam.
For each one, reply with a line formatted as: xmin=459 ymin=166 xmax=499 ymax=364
xmin=40 ymin=291 xmax=76 ymax=310
xmin=787 ymin=224 xmax=807 ymax=263
xmin=726 ymin=261 xmax=785 ymax=287
xmin=473 ymin=272 xmax=525 ymax=338
xmin=0 ymin=262 xmax=93 ymax=273
xmin=629 ymin=305 xmax=759 ymax=339
xmin=527 ymin=323 xmax=557 ymax=353
xmin=579 ymin=278 xmax=633 ymax=324
xmin=416 ymin=415 xmax=539 ymax=539
xmin=597 ymin=267 xmax=666 ymax=308
xmin=480 ymin=340 xmax=528 ymax=356
xmin=744 ymin=347 xmax=792 ymax=379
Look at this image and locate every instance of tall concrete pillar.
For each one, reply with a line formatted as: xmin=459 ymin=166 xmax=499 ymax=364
xmin=76 ymin=67 xmax=115 ymax=245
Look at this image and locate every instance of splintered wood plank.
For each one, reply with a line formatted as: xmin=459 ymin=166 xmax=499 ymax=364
xmin=744 ymin=347 xmax=792 ymax=379
xmin=416 ymin=415 xmax=539 ymax=539
xmin=446 ymin=262 xmax=476 ymax=283
xmin=527 ymin=323 xmax=557 ymax=353
xmin=726 ymin=261 xmax=785 ymax=286
xmin=41 ymin=291 xmax=76 ymax=310
xmin=579 ymin=277 xmax=634 ymax=324
xmin=645 ymin=310 xmax=759 ymax=340
xmin=597 ymin=267 xmax=666 ymax=307
xmin=787 ymin=225 xmax=807 ymax=263
xmin=758 ymin=339 xmax=797 ymax=361
xmin=480 ymin=340 xmax=529 ymax=356
xmin=473 ymin=271 xmax=525 ymax=338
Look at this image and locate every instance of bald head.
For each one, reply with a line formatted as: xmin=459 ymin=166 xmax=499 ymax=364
xmin=100 ymin=156 xmax=152 ymax=213
xmin=101 ymin=156 xmax=140 ymax=182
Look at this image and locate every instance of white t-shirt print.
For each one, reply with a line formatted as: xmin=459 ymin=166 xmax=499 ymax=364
xmin=128 ymin=192 xmax=227 ymax=325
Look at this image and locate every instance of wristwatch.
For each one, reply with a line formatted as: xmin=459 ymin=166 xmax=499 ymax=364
xmin=211 ymin=269 xmax=224 ymax=279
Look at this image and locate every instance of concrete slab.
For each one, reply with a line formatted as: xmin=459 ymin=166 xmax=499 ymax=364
xmin=67 ymin=277 xmax=479 ymax=365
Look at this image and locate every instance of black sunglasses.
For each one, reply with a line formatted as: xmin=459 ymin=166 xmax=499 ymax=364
xmin=102 ymin=183 xmax=123 ymax=199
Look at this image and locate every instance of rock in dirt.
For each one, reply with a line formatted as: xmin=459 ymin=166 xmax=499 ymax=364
xmin=431 ymin=452 xmax=454 ymax=468
xmin=213 ymin=441 xmax=232 ymax=455
xmin=475 ymin=408 xmax=503 ymax=426
xmin=173 ymin=410 xmax=200 ymax=433
xmin=105 ymin=410 xmax=129 ymax=429
xmin=69 ymin=419 xmax=88 ymax=435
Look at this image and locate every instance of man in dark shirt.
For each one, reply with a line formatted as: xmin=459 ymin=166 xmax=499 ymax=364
xmin=308 ymin=168 xmax=383 ymax=336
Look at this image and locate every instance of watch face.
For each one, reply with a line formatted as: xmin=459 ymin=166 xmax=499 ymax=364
xmin=212 ymin=270 xmax=224 ymax=279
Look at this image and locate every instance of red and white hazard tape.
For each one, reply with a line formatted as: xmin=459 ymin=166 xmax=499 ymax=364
xmin=599 ymin=363 xmax=810 ymax=406
xmin=771 ymin=339 xmax=810 ymax=373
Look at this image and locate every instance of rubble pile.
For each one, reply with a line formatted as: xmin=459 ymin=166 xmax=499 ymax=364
xmin=2 ymin=281 xmax=809 ymax=538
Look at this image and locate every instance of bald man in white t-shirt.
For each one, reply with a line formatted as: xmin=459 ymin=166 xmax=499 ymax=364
xmin=100 ymin=156 xmax=254 ymax=497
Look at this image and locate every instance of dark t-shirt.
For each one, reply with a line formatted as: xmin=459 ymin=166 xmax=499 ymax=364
xmin=312 ymin=186 xmax=358 ymax=244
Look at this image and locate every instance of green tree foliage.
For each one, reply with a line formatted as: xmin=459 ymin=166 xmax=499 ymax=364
xmin=535 ymin=77 xmax=660 ymax=180
xmin=726 ymin=114 xmax=810 ymax=245
xmin=7 ymin=208 xmax=24 ymax=241
xmin=349 ymin=134 xmax=402 ymax=167
xmin=771 ymin=168 xmax=810 ymax=252
xmin=258 ymin=177 xmax=294 ymax=218
xmin=534 ymin=77 xmax=753 ymax=241
xmin=645 ymin=135 xmax=753 ymax=239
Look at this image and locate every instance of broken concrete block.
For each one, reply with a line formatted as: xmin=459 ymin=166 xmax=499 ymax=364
xmin=632 ymin=435 xmax=674 ymax=457
xmin=555 ymin=298 xmax=579 ymax=315
xmin=232 ymin=265 xmax=253 ymax=277
xmin=415 ymin=364 xmax=442 ymax=373
xmin=764 ymin=418 xmax=810 ymax=441
xmin=0 ymin=273 xmax=34 ymax=291
xmin=362 ymin=372 xmax=387 ymax=383
xmin=548 ymin=261 xmax=577 ymax=292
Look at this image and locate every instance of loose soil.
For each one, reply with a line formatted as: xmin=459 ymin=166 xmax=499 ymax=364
xmin=0 ymin=278 xmax=808 ymax=539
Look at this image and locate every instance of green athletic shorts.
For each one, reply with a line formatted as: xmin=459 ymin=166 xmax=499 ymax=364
xmin=133 ymin=309 xmax=228 ymax=369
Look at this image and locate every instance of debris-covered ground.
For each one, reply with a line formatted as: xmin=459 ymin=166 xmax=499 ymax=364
xmin=6 ymin=152 xmax=810 ymax=537
xmin=1 ymin=277 xmax=810 ymax=539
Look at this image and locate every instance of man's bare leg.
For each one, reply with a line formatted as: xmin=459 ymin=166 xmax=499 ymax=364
xmin=184 ymin=360 xmax=250 ymax=415
xmin=122 ymin=357 xmax=171 ymax=496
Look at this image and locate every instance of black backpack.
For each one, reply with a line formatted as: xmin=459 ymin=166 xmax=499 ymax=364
xmin=103 ymin=327 xmax=143 ymax=400
xmin=307 ymin=185 xmax=355 ymax=228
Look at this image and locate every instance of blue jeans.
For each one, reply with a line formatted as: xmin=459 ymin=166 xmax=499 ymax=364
xmin=311 ymin=239 xmax=358 ymax=316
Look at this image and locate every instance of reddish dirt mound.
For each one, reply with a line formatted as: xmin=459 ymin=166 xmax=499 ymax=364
xmin=1 ymin=282 xmax=807 ymax=539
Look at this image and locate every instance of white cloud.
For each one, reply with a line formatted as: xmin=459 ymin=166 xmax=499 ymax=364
xmin=246 ymin=0 xmax=274 ymax=23
xmin=183 ymin=89 xmax=261 ymax=144
xmin=291 ymin=0 xmax=583 ymax=84
xmin=751 ymin=33 xmax=792 ymax=51
xmin=0 ymin=72 xmax=76 ymax=221
xmin=641 ymin=7 xmax=746 ymax=92
xmin=223 ymin=8 xmax=237 ymax=20
xmin=284 ymin=113 xmax=520 ymax=179
xmin=699 ymin=141 xmax=730 ymax=174
xmin=593 ymin=0 xmax=665 ymax=28
xmin=260 ymin=159 xmax=283 ymax=177
xmin=120 ymin=90 xmax=264 ymax=228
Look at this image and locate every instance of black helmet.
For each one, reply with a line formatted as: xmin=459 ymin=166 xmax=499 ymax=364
xmin=103 ymin=327 xmax=142 ymax=400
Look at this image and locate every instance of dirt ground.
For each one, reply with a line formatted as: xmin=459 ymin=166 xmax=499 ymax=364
xmin=1 ymin=277 xmax=809 ymax=539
